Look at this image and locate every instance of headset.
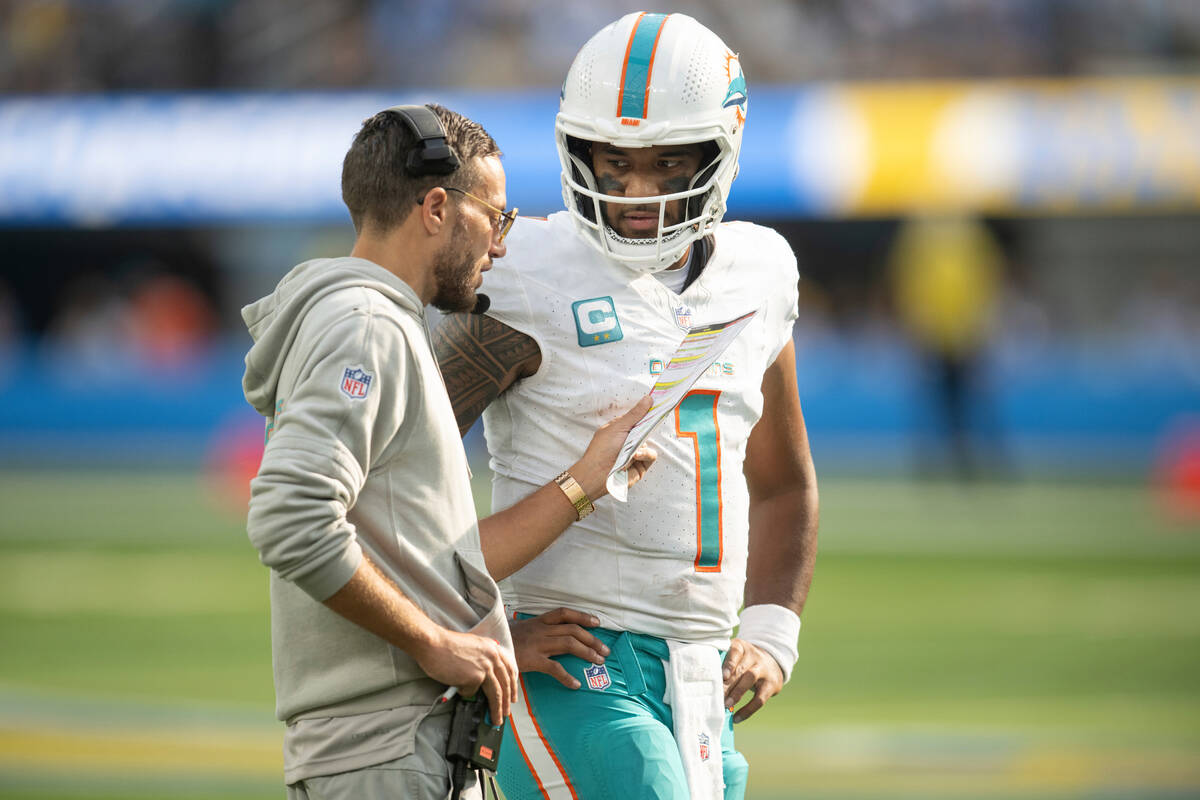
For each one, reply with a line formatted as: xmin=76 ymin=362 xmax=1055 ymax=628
xmin=386 ymin=104 xmax=461 ymax=177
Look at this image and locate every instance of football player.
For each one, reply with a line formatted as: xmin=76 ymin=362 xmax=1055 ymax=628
xmin=433 ymin=12 xmax=819 ymax=799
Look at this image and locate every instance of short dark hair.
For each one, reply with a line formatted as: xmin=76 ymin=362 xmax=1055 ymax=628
xmin=341 ymin=103 xmax=501 ymax=233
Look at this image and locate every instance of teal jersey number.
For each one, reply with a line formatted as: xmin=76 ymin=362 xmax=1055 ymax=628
xmin=675 ymin=390 xmax=724 ymax=572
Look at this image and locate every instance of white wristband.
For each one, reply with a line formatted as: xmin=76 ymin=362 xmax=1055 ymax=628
xmin=736 ymin=603 xmax=801 ymax=684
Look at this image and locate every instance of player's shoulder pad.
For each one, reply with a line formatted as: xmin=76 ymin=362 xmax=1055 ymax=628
xmin=485 ymin=211 xmax=581 ymax=287
xmin=717 ymin=220 xmax=798 ymax=271
xmin=719 ymin=219 xmax=792 ymax=250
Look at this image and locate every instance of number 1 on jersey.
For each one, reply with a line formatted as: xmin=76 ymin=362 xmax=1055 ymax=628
xmin=675 ymin=390 xmax=723 ymax=572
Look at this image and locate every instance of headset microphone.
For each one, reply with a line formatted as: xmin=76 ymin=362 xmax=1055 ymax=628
xmin=470 ymin=293 xmax=491 ymax=315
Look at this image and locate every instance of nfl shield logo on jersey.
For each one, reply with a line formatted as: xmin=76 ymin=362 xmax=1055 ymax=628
xmin=340 ymin=365 xmax=373 ymax=400
xmin=698 ymin=732 xmax=711 ymax=762
xmin=673 ymin=304 xmax=694 ymax=330
xmin=583 ymin=663 xmax=611 ymax=690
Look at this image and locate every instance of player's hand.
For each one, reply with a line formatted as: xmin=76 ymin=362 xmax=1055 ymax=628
xmin=511 ymin=607 xmax=610 ymax=689
xmin=415 ymin=627 xmax=518 ymax=724
xmin=572 ymin=395 xmax=657 ymax=499
xmin=722 ymin=638 xmax=784 ymax=723
xmin=623 ymin=442 xmax=657 ymax=489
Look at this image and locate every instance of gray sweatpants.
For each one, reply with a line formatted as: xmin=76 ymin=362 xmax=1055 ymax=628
xmin=286 ymin=710 xmax=481 ymax=800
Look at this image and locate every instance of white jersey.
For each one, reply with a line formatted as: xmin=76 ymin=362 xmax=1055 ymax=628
xmin=481 ymin=211 xmax=799 ymax=647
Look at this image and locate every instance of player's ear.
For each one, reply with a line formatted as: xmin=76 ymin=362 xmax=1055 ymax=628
xmin=417 ymin=186 xmax=449 ymax=235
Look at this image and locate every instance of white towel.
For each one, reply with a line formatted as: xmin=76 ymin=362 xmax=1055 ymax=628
xmin=663 ymin=640 xmax=725 ymax=799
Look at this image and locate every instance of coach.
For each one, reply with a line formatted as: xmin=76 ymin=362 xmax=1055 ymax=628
xmin=241 ymin=103 xmax=653 ymax=799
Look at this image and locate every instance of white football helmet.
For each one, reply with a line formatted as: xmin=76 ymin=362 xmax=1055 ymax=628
xmin=556 ymin=12 xmax=748 ymax=273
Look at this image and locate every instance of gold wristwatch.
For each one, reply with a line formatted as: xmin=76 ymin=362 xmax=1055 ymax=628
xmin=553 ymin=471 xmax=595 ymax=521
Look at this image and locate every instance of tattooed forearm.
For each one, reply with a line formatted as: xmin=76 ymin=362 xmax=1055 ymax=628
xmin=432 ymin=313 xmax=541 ymax=435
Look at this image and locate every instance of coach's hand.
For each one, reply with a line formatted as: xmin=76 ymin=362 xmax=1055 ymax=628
xmin=572 ymin=395 xmax=657 ymax=499
xmin=511 ymin=607 xmax=609 ymax=689
xmin=722 ymin=638 xmax=784 ymax=723
xmin=416 ymin=627 xmax=518 ymax=724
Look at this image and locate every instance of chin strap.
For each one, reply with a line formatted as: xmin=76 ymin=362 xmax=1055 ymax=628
xmin=681 ymin=234 xmax=713 ymax=291
xmin=600 ymin=223 xmax=692 ymax=274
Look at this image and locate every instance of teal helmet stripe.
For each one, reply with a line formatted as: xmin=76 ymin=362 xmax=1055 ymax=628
xmin=617 ymin=12 xmax=670 ymax=119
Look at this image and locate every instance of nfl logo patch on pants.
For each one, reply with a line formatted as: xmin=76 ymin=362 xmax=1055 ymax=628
xmin=584 ymin=663 xmax=611 ymax=690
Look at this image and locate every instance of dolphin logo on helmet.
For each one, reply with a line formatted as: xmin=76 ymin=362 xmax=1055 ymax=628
xmin=722 ymin=54 xmax=748 ymax=127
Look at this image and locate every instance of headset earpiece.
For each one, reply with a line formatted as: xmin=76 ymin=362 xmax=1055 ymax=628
xmin=386 ymin=105 xmax=460 ymax=177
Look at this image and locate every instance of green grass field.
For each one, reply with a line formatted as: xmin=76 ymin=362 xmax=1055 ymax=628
xmin=1 ymin=469 xmax=1198 ymax=799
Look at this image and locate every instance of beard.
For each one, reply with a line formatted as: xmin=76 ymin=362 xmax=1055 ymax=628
xmin=430 ymin=218 xmax=481 ymax=313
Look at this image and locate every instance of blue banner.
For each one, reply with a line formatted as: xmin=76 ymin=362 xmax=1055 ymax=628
xmin=1 ymin=80 xmax=1198 ymax=225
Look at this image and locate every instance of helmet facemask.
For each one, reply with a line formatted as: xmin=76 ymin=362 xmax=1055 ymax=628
xmin=558 ymin=133 xmax=731 ymax=274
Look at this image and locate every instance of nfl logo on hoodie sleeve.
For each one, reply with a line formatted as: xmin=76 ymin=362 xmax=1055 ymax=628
xmin=340 ymin=365 xmax=373 ymax=399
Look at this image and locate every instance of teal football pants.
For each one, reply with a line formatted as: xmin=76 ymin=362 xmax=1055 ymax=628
xmin=499 ymin=623 xmax=747 ymax=799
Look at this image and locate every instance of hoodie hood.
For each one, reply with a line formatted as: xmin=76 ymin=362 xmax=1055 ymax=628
xmin=242 ymin=257 xmax=423 ymax=417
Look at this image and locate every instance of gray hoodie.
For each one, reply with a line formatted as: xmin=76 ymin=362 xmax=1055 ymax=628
xmin=243 ymin=256 xmax=510 ymax=782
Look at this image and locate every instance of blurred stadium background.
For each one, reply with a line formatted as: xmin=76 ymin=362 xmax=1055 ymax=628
xmin=2 ymin=0 xmax=1199 ymax=798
